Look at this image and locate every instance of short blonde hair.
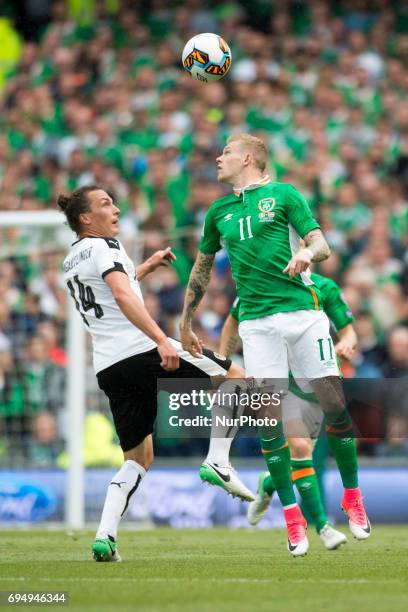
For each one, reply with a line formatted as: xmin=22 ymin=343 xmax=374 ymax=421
xmin=227 ymin=133 xmax=267 ymax=172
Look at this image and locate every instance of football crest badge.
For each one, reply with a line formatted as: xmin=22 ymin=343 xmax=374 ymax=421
xmin=257 ymin=198 xmax=276 ymax=222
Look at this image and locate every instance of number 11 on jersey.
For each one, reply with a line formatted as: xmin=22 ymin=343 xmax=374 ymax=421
xmin=238 ymin=216 xmax=253 ymax=241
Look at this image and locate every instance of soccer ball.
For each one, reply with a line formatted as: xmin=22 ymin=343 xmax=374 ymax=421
xmin=182 ymin=33 xmax=232 ymax=83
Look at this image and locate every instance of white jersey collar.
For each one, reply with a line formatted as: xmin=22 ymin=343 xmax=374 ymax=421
xmin=233 ymin=175 xmax=270 ymax=196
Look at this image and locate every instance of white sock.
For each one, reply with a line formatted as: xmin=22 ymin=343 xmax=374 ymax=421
xmin=206 ymin=437 xmax=233 ymax=466
xmin=206 ymin=379 xmax=246 ymax=466
xmin=96 ymin=460 xmax=146 ymax=540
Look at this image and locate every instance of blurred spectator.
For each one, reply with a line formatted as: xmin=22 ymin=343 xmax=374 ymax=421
xmin=0 ymin=348 xmax=27 ymax=463
xmin=23 ymin=335 xmax=65 ymax=414
xmin=353 ymin=311 xmax=387 ymax=377
xmin=382 ymin=327 xmax=408 ymax=378
xmin=37 ymin=319 xmax=67 ymax=367
xmin=0 ymin=299 xmax=15 ymax=354
xmin=29 ymin=256 xmax=66 ymax=321
xmin=330 ymin=182 xmax=371 ymax=248
xmin=28 ymin=410 xmax=63 ymax=467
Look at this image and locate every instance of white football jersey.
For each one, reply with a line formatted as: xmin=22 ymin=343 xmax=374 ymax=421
xmin=63 ymin=236 xmax=156 ymax=373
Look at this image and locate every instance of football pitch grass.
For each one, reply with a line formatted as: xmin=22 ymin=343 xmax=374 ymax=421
xmin=0 ymin=526 xmax=407 ymax=612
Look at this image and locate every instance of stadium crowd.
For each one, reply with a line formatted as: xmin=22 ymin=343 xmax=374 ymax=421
xmin=0 ymin=0 xmax=408 ymax=466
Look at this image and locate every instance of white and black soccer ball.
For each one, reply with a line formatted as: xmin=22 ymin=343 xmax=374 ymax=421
xmin=182 ymin=33 xmax=232 ymax=83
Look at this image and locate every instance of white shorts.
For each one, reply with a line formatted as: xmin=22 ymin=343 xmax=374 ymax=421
xmin=239 ymin=310 xmax=339 ymax=381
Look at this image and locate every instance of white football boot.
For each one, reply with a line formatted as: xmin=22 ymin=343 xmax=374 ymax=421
xmin=247 ymin=472 xmax=273 ymax=525
xmin=199 ymin=461 xmax=255 ymax=501
xmin=319 ymin=523 xmax=347 ymax=550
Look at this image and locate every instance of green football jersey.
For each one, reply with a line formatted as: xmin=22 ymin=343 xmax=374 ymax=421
xmin=229 ymin=297 xmax=240 ymax=321
xmin=199 ymin=182 xmax=321 ymax=320
xmin=229 ymin=273 xmax=354 ymax=403
xmin=229 ymin=273 xmax=354 ymax=330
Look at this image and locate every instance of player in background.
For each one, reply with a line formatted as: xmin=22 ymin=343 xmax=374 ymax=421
xmin=58 ymin=185 xmax=246 ymax=562
xmin=180 ymin=134 xmax=371 ymax=556
xmin=211 ymin=269 xmax=357 ymax=550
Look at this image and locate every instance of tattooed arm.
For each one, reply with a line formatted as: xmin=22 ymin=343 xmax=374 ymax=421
xmin=303 ymin=228 xmax=331 ymax=262
xmin=219 ymin=314 xmax=239 ymax=357
xmin=179 ymin=252 xmax=215 ymax=356
xmin=283 ymin=229 xmax=330 ymax=278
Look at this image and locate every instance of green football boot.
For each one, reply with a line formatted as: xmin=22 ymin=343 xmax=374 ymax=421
xmin=92 ymin=537 xmax=122 ymax=562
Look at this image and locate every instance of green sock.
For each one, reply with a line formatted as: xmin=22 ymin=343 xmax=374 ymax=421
xmin=312 ymin=435 xmax=329 ymax=512
xmin=325 ymin=409 xmax=359 ymax=489
xmin=260 ymin=423 xmax=296 ymax=507
xmin=291 ymin=458 xmax=327 ymax=533
xmin=262 ymin=474 xmax=276 ymax=496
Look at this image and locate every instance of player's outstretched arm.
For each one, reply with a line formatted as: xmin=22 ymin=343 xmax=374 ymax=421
xmin=180 ymin=251 xmax=215 ymax=356
xmin=136 ymin=247 xmax=176 ymax=281
xmin=283 ymin=229 xmax=330 ymax=278
xmin=105 ymin=271 xmax=179 ymax=371
xmin=219 ymin=314 xmax=239 ymax=358
xmin=335 ymin=323 xmax=357 ymax=361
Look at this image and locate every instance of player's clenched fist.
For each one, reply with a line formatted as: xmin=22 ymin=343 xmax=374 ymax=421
xmin=157 ymin=339 xmax=180 ymax=371
xmin=283 ymin=248 xmax=313 ymax=278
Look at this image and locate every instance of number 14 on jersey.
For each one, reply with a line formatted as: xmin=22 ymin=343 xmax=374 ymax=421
xmin=67 ymin=275 xmax=104 ymax=326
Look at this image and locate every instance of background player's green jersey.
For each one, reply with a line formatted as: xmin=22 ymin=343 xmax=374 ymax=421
xmin=229 ymin=273 xmax=354 ymax=402
xmin=199 ymin=182 xmax=321 ymax=320
xmin=310 ymin=273 xmax=354 ymax=332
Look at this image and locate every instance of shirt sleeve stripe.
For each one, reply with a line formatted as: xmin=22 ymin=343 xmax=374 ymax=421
xmin=101 ymin=262 xmax=126 ymax=279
